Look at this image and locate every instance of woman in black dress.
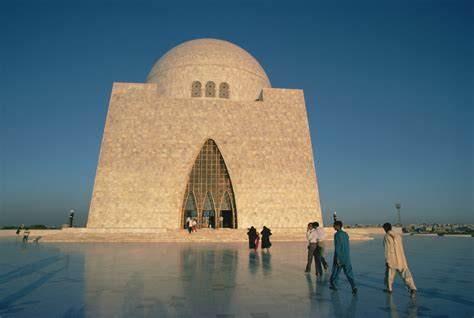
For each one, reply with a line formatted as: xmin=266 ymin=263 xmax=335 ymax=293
xmin=247 ymin=226 xmax=258 ymax=249
xmin=260 ymin=226 xmax=272 ymax=252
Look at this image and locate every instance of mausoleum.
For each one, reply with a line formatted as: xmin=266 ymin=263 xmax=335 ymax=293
xmin=87 ymin=38 xmax=322 ymax=231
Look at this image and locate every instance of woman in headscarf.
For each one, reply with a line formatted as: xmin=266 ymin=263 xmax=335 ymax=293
xmin=260 ymin=226 xmax=272 ymax=252
xmin=247 ymin=226 xmax=258 ymax=249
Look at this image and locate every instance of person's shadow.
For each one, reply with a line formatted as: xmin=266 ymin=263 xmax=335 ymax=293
xmin=248 ymin=250 xmax=260 ymax=274
xmin=386 ymin=294 xmax=418 ymax=318
xmin=261 ymin=251 xmax=272 ymax=275
xmin=330 ymin=288 xmax=358 ymax=318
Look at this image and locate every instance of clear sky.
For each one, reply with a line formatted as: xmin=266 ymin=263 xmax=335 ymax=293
xmin=1 ymin=0 xmax=472 ymax=227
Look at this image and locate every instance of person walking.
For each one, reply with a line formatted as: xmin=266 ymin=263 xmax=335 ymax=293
xmin=305 ymin=222 xmax=319 ymax=274
xmin=383 ymin=223 xmax=417 ymax=297
xmin=260 ymin=226 xmax=272 ymax=252
xmin=192 ymin=218 xmax=197 ymax=232
xmin=22 ymin=228 xmax=30 ymax=243
xmin=254 ymin=231 xmax=260 ymax=250
xmin=314 ymin=222 xmax=329 ymax=273
xmin=329 ymin=221 xmax=357 ymax=294
xmin=247 ymin=226 xmax=258 ymax=250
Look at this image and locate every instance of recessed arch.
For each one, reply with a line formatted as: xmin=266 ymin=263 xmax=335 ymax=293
xmin=202 ymin=192 xmax=216 ymax=228
xmin=182 ymin=191 xmax=198 ymax=229
xmin=219 ymin=82 xmax=230 ymax=99
xmin=191 ymin=81 xmax=202 ymax=97
xmin=205 ymin=81 xmax=216 ymax=97
xmin=220 ymin=191 xmax=236 ymax=228
xmin=181 ymin=139 xmax=238 ymax=229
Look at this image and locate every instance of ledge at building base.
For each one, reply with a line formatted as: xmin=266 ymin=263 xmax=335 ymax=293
xmin=19 ymin=227 xmax=391 ymax=243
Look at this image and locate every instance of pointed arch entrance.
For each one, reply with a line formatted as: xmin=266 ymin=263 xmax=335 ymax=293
xmin=220 ymin=191 xmax=235 ymax=228
xmin=181 ymin=139 xmax=237 ymax=229
xmin=183 ymin=192 xmax=198 ymax=225
xmin=202 ymin=192 xmax=216 ymax=228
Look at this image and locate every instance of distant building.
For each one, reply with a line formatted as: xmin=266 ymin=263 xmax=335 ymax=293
xmin=87 ymin=39 xmax=322 ymax=230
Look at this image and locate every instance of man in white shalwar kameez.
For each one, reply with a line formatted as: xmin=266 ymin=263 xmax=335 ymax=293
xmin=383 ymin=223 xmax=417 ymax=297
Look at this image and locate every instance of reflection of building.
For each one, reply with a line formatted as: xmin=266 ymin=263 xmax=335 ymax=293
xmin=87 ymin=38 xmax=322 ymax=231
xmin=180 ymin=247 xmax=238 ymax=312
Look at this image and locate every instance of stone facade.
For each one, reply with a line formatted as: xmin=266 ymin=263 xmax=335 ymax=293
xmin=87 ymin=39 xmax=322 ymax=230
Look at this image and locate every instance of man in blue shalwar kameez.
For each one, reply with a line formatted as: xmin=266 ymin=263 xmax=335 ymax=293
xmin=329 ymin=221 xmax=357 ymax=294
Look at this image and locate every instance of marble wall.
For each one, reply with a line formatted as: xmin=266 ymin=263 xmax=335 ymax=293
xmin=87 ymin=83 xmax=322 ymax=230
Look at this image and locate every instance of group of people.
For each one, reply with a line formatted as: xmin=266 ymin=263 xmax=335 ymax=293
xmin=16 ymin=226 xmax=42 ymax=243
xmin=305 ymin=220 xmax=417 ymax=297
xmin=185 ymin=217 xmax=198 ymax=234
xmin=16 ymin=225 xmax=30 ymax=243
xmin=247 ymin=226 xmax=272 ymax=252
xmin=305 ymin=221 xmax=328 ymax=275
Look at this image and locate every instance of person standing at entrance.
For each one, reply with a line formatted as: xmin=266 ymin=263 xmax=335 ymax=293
xmin=305 ymin=222 xmax=319 ymax=274
xmin=260 ymin=226 xmax=272 ymax=252
xmin=329 ymin=221 xmax=357 ymax=294
xmin=192 ymin=218 xmax=197 ymax=232
xmin=383 ymin=223 xmax=417 ymax=297
xmin=187 ymin=217 xmax=192 ymax=234
xmin=315 ymin=222 xmax=329 ymax=273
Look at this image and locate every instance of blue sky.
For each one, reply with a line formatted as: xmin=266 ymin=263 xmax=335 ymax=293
xmin=1 ymin=0 xmax=472 ymax=227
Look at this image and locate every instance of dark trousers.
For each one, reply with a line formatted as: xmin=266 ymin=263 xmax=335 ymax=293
xmin=305 ymin=243 xmax=319 ymax=272
xmin=314 ymin=246 xmax=324 ymax=274
xmin=316 ymin=244 xmax=328 ymax=271
xmin=329 ymin=260 xmax=356 ymax=289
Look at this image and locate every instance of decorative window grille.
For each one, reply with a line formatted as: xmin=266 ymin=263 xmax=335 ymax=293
xmin=219 ymin=82 xmax=230 ymax=99
xmin=181 ymin=139 xmax=237 ymax=229
xmin=205 ymin=81 xmax=216 ymax=97
xmin=191 ymin=81 xmax=202 ymax=97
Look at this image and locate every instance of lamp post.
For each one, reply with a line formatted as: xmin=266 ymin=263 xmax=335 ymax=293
xmin=395 ymin=203 xmax=401 ymax=226
xmin=69 ymin=209 xmax=75 ymax=228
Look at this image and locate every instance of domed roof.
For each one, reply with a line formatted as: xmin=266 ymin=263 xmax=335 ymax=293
xmin=146 ymin=39 xmax=271 ymax=101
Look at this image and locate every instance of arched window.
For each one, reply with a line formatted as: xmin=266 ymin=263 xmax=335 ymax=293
xmin=205 ymin=81 xmax=216 ymax=97
xmin=191 ymin=81 xmax=202 ymax=97
xmin=219 ymin=82 xmax=230 ymax=99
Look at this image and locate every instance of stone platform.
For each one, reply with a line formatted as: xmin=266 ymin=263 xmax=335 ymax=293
xmin=0 ymin=227 xmax=387 ymax=243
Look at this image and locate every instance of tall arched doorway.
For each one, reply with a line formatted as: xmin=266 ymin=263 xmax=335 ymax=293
xmin=220 ymin=191 xmax=235 ymax=228
xmin=181 ymin=139 xmax=237 ymax=229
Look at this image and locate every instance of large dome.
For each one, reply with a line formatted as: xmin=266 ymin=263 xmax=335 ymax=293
xmin=146 ymin=39 xmax=271 ymax=101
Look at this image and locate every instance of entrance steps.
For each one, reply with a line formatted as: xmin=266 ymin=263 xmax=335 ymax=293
xmin=39 ymin=227 xmax=373 ymax=243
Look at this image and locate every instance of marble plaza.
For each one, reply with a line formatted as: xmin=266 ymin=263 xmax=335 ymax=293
xmin=0 ymin=236 xmax=472 ymax=317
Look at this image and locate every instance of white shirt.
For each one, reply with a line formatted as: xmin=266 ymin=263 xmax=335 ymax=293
xmin=306 ymin=229 xmax=318 ymax=243
xmin=315 ymin=227 xmax=326 ymax=242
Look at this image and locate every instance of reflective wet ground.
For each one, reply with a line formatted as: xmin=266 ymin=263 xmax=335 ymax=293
xmin=0 ymin=236 xmax=472 ymax=317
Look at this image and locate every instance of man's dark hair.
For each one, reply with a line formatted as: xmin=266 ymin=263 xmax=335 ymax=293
xmin=383 ymin=223 xmax=392 ymax=231
xmin=334 ymin=220 xmax=343 ymax=228
xmin=312 ymin=222 xmax=319 ymax=228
